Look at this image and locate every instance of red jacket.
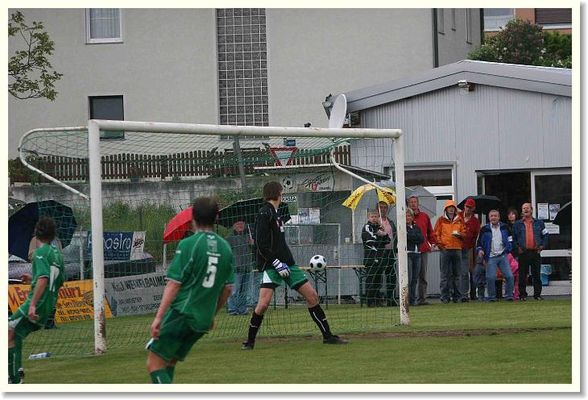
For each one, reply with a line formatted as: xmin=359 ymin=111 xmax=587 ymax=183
xmin=412 ymin=209 xmax=437 ymax=253
xmin=458 ymin=211 xmax=480 ymax=250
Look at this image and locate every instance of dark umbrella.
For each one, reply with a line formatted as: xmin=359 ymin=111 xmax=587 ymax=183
xmin=218 ymin=198 xmax=291 ymax=228
xmin=8 ymin=200 xmax=77 ymax=260
xmin=457 ymin=195 xmax=502 ymax=215
xmin=8 ymin=197 xmax=26 ymax=217
xmin=553 ymin=201 xmax=571 ymax=228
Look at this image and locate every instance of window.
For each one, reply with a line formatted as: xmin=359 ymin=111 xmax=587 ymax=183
xmin=404 ymin=167 xmax=455 ymax=227
xmin=216 ymin=8 xmax=269 ymax=138
xmin=465 ymin=9 xmax=473 ymax=43
xmin=89 ymin=95 xmax=124 ymax=139
xmin=483 ymin=8 xmax=514 ymax=31
xmin=451 ymin=9 xmax=456 ymax=31
xmin=535 ymin=8 xmax=572 ymax=26
xmin=86 ymin=9 xmax=122 ymax=44
xmin=437 ymin=9 xmax=445 ymax=34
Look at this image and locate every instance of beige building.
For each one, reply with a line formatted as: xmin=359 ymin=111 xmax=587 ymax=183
xmin=8 ymin=8 xmax=482 ymax=158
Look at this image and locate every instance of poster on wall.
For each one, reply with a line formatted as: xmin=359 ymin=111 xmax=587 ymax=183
xmin=298 ymin=208 xmax=321 ymax=224
xmin=549 ymin=203 xmax=560 ymax=221
xmin=544 ymin=222 xmax=560 ymax=235
xmin=537 ymin=203 xmax=549 ymax=220
xmin=299 ymin=173 xmax=334 ymax=192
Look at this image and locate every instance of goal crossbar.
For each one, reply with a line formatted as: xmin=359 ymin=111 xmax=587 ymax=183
xmin=21 ymin=119 xmax=408 ymax=354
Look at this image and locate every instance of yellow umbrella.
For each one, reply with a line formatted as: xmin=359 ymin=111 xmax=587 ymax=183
xmin=342 ymin=183 xmax=396 ymax=211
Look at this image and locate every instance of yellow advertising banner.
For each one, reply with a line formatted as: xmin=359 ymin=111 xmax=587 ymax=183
xmin=8 ymin=279 xmax=113 ymax=323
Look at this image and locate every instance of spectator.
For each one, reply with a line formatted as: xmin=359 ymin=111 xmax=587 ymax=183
xmin=512 ymin=203 xmax=548 ymax=301
xmin=476 ymin=209 xmax=514 ymax=302
xmin=506 ymin=207 xmax=520 ymax=259
xmin=406 ymin=208 xmax=424 ymax=306
xmin=226 ymin=220 xmax=255 ymax=315
xmin=376 ymin=201 xmax=398 ymax=306
xmin=434 ymin=200 xmax=465 ymax=304
xmin=472 ymin=252 xmax=486 ymax=300
xmin=457 ymin=198 xmax=480 ymax=302
xmin=507 ymin=253 xmax=520 ymax=301
xmin=407 ymin=196 xmax=437 ymax=306
xmin=361 ymin=209 xmax=391 ymax=307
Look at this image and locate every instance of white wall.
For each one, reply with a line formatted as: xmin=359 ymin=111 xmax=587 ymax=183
xmin=265 ymin=8 xmax=434 ymax=128
xmin=9 ymin=8 xmax=439 ymax=158
xmin=9 ymin=9 xmax=219 ymax=158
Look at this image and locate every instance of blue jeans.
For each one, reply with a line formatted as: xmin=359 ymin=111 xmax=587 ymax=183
xmin=407 ymin=252 xmax=421 ymax=306
xmin=440 ymin=250 xmax=461 ymax=302
xmin=227 ymin=271 xmax=253 ymax=314
xmin=486 ymin=254 xmax=514 ymax=300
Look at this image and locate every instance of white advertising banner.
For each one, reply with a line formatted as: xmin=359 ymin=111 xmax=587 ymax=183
xmin=105 ymin=272 xmax=166 ymax=317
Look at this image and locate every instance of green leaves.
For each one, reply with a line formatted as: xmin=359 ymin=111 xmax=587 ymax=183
xmin=8 ymin=11 xmax=63 ymax=101
xmin=469 ymin=18 xmax=571 ymax=68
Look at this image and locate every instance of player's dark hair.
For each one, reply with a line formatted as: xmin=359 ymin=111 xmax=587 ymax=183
xmin=263 ymin=181 xmax=283 ymax=201
xmin=35 ymin=217 xmax=56 ymax=243
xmin=192 ymin=197 xmax=219 ymax=227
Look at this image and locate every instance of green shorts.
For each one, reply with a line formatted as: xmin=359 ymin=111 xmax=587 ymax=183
xmin=261 ymin=265 xmax=308 ymax=291
xmin=146 ymin=308 xmax=206 ymax=362
xmin=8 ymin=308 xmax=42 ymax=340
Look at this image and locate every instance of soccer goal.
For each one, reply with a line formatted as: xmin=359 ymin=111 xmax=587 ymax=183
xmin=16 ymin=120 xmax=407 ymax=356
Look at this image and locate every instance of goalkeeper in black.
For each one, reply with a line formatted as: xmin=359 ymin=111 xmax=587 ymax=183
xmin=241 ymin=181 xmax=347 ymax=350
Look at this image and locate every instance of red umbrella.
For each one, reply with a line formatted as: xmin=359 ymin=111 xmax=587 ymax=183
xmin=163 ymin=207 xmax=194 ymax=244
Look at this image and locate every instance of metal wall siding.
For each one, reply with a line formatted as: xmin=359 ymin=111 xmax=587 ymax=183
xmin=541 ymin=95 xmax=572 ymax=167
xmin=358 ymin=84 xmax=571 ymax=199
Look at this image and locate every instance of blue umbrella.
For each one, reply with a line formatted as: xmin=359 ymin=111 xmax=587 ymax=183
xmin=8 ymin=200 xmax=77 ymax=260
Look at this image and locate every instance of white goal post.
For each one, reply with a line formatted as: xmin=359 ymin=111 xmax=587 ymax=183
xmin=24 ymin=119 xmax=408 ymax=354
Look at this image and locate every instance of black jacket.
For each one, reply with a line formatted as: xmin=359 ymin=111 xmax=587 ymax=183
xmin=407 ymin=223 xmax=424 ymax=252
xmin=361 ymin=221 xmax=390 ymax=266
xmin=255 ymin=202 xmax=295 ymax=271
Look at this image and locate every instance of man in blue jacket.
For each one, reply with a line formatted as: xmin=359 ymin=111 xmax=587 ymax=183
xmin=476 ymin=210 xmax=514 ymax=302
xmin=512 ymin=202 xmax=549 ymax=301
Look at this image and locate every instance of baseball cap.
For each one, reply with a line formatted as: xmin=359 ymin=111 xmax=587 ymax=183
xmin=465 ymin=198 xmax=476 ymax=208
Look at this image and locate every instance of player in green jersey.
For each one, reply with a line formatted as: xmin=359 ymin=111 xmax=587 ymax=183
xmin=146 ymin=197 xmax=235 ymax=384
xmin=8 ymin=217 xmax=65 ymax=384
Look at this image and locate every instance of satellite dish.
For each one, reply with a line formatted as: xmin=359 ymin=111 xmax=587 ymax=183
xmin=328 ymin=94 xmax=347 ymax=128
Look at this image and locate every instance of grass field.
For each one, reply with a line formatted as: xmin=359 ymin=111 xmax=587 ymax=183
xmin=19 ymin=298 xmax=572 ymax=385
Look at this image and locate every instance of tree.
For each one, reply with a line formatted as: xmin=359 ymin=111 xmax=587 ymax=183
xmin=468 ymin=18 xmax=571 ymax=68
xmin=8 ymin=11 xmax=63 ymax=101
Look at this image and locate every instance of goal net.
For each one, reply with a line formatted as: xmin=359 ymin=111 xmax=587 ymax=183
xmin=13 ymin=120 xmax=407 ymax=357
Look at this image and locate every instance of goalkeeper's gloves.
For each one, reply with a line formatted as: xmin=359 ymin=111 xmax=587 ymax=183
xmin=273 ymin=259 xmax=290 ymax=278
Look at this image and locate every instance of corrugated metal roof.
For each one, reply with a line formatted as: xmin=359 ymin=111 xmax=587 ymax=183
xmin=341 ymin=60 xmax=571 ymax=112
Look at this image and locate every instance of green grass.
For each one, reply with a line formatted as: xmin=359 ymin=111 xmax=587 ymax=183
xmin=20 ymin=299 xmax=572 ymax=384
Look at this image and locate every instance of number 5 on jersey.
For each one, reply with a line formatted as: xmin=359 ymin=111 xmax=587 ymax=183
xmin=202 ymin=256 xmax=218 ymax=288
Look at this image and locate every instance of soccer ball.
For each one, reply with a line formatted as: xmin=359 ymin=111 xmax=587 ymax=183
xmin=309 ymin=255 xmax=327 ymax=271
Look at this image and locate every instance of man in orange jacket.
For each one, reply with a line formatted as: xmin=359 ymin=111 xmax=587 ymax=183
xmin=434 ymin=200 xmax=465 ymax=304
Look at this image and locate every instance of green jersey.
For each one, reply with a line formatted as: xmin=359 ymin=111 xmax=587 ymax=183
xmin=25 ymin=243 xmax=65 ymax=323
xmin=167 ymin=231 xmax=235 ymax=332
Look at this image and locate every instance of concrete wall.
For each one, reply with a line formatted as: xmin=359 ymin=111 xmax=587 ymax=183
xmin=437 ymin=9 xmax=482 ymax=66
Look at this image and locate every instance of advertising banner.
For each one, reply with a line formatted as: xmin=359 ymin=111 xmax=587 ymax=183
xmin=86 ymin=231 xmax=146 ymax=261
xmin=8 ymin=280 xmax=113 ymax=323
xmin=104 ymin=272 xmax=166 ymax=317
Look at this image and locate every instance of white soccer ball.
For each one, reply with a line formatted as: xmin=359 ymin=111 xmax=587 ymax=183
xmin=309 ymin=254 xmax=327 ymax=271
